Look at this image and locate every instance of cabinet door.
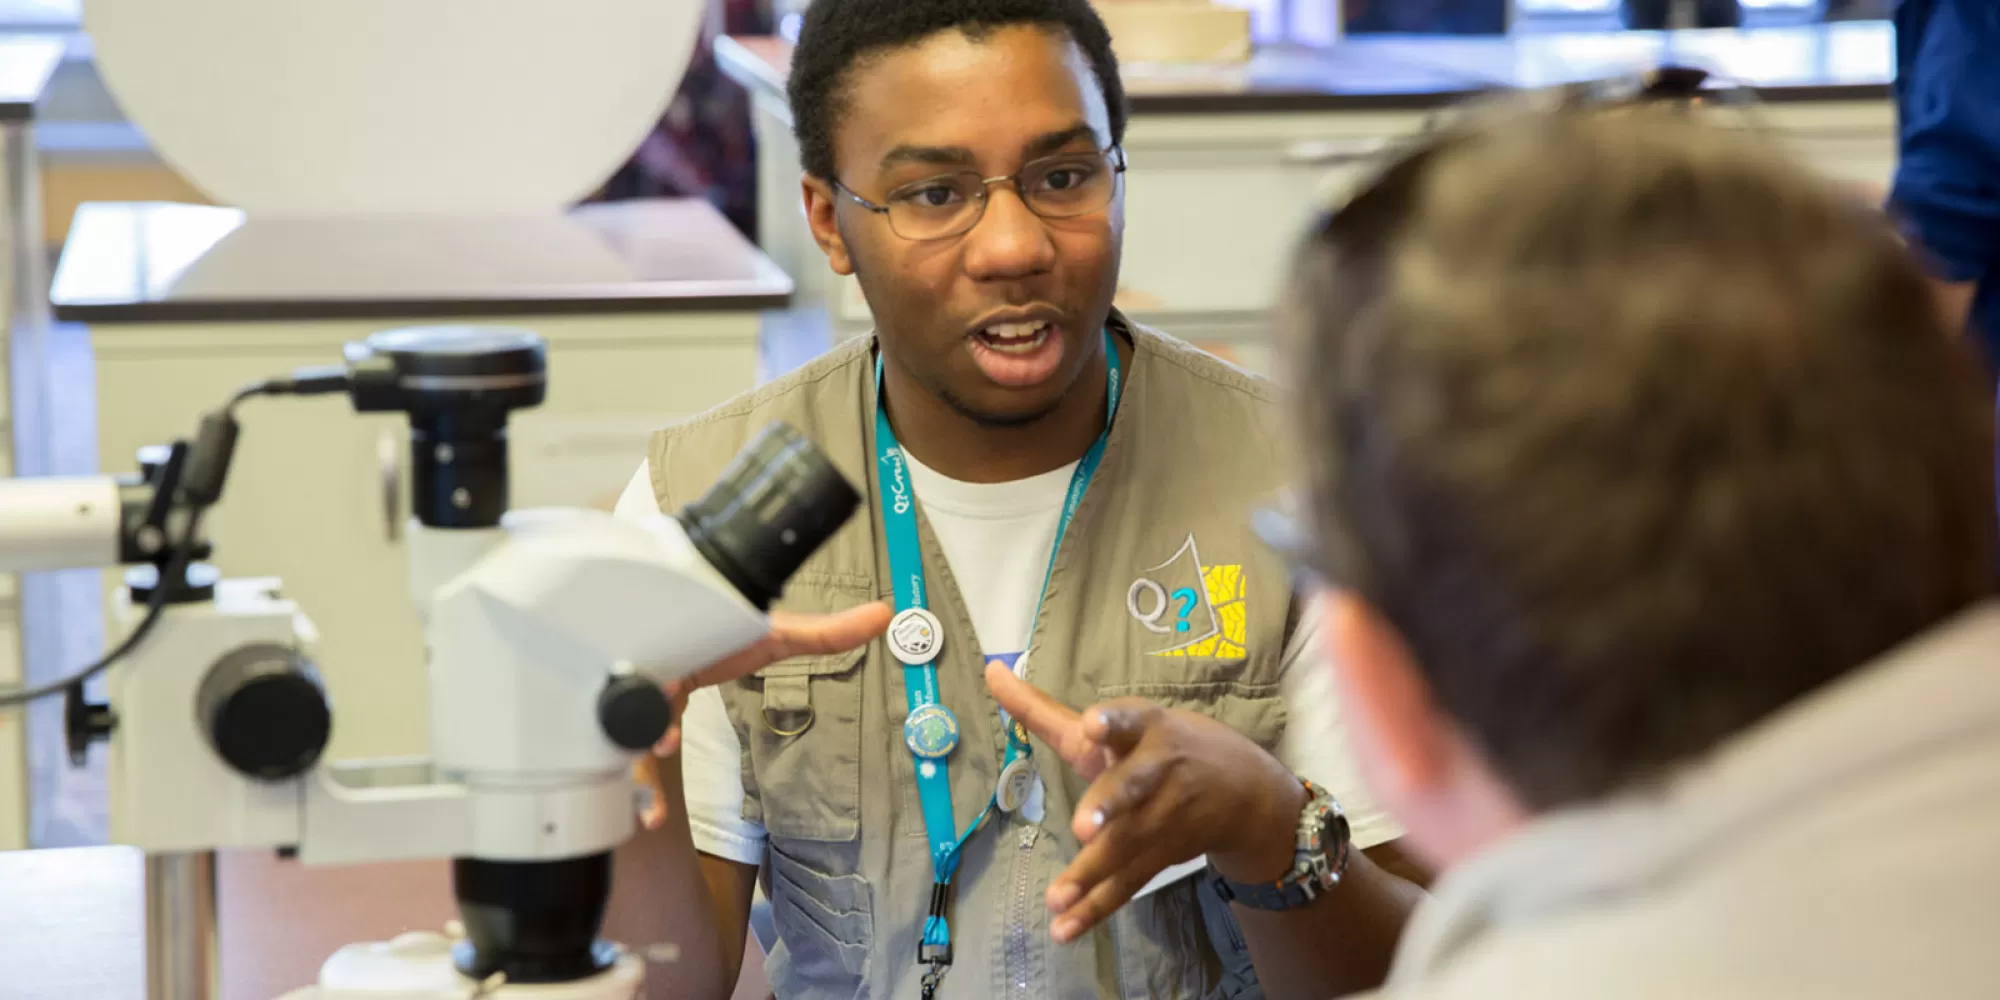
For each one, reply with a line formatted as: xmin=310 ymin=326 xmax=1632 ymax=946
xmin=1115 ymin=134 xmax=1392 ymax=315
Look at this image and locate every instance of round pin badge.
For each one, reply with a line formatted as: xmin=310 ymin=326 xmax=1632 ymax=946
xmin=903 ymin=703 xmax=960 ymax=759
xmin=996 ymin=757 xmax=1036 ymax=813
xmin=887 ymin=608 xmax=945 ymax=665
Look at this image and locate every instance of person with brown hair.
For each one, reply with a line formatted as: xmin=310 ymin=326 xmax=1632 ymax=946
xmin=994 ymin=99 xmax=2000 ymax=997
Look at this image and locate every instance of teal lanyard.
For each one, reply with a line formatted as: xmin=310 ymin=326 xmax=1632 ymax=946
xmin=874 ymin=329 xmax=1121 ymax=990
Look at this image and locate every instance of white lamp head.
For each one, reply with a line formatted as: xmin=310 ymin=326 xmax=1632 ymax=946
xmin=84 ymin=0 xmax=704 ymax=214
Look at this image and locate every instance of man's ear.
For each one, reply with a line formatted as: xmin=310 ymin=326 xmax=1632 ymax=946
xmin=1322 ymin=591 xmax=1449 ymax=801
xmin=802 ymin=176 xmax=855 ymax=276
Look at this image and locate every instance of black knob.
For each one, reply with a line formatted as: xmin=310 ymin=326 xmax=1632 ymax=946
xmin=197 ymin=644 xmax=332 ymax=781
xmin=64 ymin=683 xmax=116 ymax=768
xmin=598 ymin=676 xmax=671 ymax=752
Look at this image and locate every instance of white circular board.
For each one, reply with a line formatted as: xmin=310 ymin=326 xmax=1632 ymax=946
xmin=85 ymin=0 xmax=703 ymax=214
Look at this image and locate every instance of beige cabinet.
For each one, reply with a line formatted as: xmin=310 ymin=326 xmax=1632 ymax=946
xmin=51 ymin=199 xmax=790 ymax=761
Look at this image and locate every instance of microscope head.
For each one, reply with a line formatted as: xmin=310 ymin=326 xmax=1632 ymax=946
xmin=346 ymin=326 xmax=862 ymax=986
xmin=429 ymin=420 xmax=859 ymax=985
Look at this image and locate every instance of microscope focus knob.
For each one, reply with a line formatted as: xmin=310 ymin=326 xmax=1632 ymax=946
xmin=598 ymin=675 xmax=671 ymax=752
xmin=197 ymin=644 xmax=332 ymax=781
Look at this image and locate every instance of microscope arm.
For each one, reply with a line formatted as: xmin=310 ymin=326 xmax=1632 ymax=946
xmin=0 ymin=476 xmax=126 ymax=573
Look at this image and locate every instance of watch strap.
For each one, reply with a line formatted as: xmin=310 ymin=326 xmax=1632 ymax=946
xmin=1210 ymin=778 xmax=1351 ymax=911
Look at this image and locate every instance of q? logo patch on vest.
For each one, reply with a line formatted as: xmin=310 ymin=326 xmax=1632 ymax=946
xmin=1127 ymin=534 xmax=1247 ymax=660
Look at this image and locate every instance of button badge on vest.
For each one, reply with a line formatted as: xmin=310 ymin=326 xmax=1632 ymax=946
xmin=995 ymin=757 xmax=1036 ymax=813
xmin=904 ymin=703 xmax=960 ymax=759
xmin=888 ymin=608 xmax=945 ymax=665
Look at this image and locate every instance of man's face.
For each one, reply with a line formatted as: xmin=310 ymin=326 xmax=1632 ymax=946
xmin=804 ymin=25 xmax=1124 ymax=426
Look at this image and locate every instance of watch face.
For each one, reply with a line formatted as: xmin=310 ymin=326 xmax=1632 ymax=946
xmin=1321 ymin=806 xmax=1351 ymax=849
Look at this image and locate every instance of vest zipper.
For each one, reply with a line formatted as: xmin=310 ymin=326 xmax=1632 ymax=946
xmin=1005 ymin=821 xmax=1040 ymax=1000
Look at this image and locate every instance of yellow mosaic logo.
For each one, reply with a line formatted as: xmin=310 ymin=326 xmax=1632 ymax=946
xmin=1129 ymin=535 xmax=1247 ymax=660
xmin=1154 ymin=562 xmax=1247 ymax=659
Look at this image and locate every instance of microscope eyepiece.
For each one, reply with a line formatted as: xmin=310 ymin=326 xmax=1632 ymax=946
xmin=678 ymin=422 xmax=861 ymax=610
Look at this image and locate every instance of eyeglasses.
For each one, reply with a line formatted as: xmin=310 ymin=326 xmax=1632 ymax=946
xmin=1251 ymin=500 xmax=1329 ymax=593
xmin=834 ymin=146 xmax=1128 ymax=242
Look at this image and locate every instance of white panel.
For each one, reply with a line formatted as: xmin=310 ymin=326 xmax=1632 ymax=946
xmin=83 ymin=0 xmax=703 ymax=214
xmin=510 ymin=413 xmax=692 ymax=512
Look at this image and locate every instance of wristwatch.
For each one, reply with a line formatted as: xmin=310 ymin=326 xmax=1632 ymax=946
xmin=1209 ymin=778 xmax=1352 ymax=911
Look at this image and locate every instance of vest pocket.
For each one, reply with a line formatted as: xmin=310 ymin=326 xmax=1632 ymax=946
xmin=743 ymin=646 xmax=866 ymax=842
xmin=767 ymin=840 xmax=874 ymax=987
xmin=1094 ymin=679 xmax=1288 ymax=753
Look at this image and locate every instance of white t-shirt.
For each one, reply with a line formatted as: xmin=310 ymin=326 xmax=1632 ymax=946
xmin=615 ymin=455 xmax=1397 ymax=886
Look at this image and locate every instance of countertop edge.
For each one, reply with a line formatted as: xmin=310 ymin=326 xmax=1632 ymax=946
xmin=0 ymin=36 xmax=68 ymax=123
xmin=52 ymin=286 xmax=796 ymax=326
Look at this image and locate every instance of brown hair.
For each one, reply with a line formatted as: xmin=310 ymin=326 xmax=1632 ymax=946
xmin=1283 ymin=105 xmax=1998 ymax=809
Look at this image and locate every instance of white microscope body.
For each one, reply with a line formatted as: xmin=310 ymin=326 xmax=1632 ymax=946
xmin=0 ymin=327 xmax=858 ymax=999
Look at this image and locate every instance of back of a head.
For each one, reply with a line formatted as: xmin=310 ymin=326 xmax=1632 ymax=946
xmin=785 ymin=0 xmax=1127 ymax=181
xmin=1286 ymin=106 xmax=1998 ymax=810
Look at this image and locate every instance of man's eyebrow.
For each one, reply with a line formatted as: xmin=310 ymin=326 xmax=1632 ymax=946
xmin=877 ymin=124 xmax=1104 ymax=172
xmin=880 ymin=144 xmax=976 ymax=170
xmin=1023 ymin=124 xmax=1100 ymax=159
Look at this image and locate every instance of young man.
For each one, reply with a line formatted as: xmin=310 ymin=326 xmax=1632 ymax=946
xmin=997 ymin=102 xmax=2000 ymax=996
xmin=613 ymin=1 xmax=1418 ymax=997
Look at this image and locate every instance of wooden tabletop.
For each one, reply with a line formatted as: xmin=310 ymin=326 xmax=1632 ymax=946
xmin=716 ymin=20 xmax=1894 ymax=115
xmin=48 ymin=198 xmax=794 ymax=325
xmin=0 ymin=36 xmax=65 ymax=122
xmin=0 ymin=835 xmax=770 ymax=999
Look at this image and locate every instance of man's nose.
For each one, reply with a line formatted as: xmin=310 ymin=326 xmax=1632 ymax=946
xmin=962 ymin=187 xmax=1056 ymax=281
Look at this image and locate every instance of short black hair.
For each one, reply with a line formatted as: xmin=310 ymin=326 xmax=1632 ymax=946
xmin=786 ymin=0 xmax=1128 ymax=181
xmin=1285 ymin=105 xmax=1997 ymax=809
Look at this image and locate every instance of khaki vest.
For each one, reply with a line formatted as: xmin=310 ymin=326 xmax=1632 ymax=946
xmin=648 ymin=315 xmax=1298 ymax=999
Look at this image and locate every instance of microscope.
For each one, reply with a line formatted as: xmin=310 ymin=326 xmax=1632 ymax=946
xmin=0 ymin=326 xmax=860 ymax=998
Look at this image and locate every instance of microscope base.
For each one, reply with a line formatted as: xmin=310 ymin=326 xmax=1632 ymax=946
xmin=274 ymin=930 xmax=643 ymax=999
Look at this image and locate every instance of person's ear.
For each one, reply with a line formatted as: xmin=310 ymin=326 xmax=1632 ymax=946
xmin=1322 ymin=591 xmax=1449 ymax=801
xmin=802 ymin=176 xmax=855 ymax=276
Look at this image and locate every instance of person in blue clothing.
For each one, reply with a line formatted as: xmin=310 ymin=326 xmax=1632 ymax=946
xmin=1888 ymin=0 xmax=2000 ymax=371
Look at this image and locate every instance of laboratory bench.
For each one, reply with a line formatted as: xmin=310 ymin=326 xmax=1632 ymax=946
xmin=718 ymin=20 xmax=1897 ymax=373
xmin=0 ymin=834 xmax=774 ymax=1000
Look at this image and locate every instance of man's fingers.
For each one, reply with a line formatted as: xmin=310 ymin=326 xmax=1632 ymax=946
xmin=1045 ymin=821 xmax=1170 ymax=944
xmin=1081 ymin=699 xmax=1162 ymax=757
xmin=1070 ymin=751 xmax=1170 ymax=844
xmin=673 ymin=601 xmax=893 ymax=693
xmin=767 ymin=602 xmax=895 ymax=658
xmin=1050 ymin=859 xmax=1161 ymax=944
xmin=985 ymin=662 xmax=1098 ymax=772
xmin=631 ymin=756 xmax=669 ymax=830
xmin=1044 ymin=819 xmax=1131 ymax=915
xmin=651 ymin=721 xmax=684 ymax=759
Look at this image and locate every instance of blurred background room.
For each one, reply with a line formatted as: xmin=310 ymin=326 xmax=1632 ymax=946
xmin=0 ymin=1 xmax=1905 ymax=997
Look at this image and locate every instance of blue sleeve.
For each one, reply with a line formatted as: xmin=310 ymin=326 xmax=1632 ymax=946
xmin=1888 ymin=0 xmax=2000 ymax=284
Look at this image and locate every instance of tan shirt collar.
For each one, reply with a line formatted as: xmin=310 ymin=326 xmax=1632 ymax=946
xmin=1390 ymin=600 xmax=2000 ymax=983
